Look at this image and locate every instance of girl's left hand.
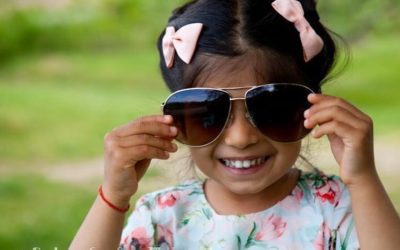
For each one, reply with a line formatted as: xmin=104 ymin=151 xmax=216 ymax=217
xmin=304 ymin=94 xmax=376 ymax=186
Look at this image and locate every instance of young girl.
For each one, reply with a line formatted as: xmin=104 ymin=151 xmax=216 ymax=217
xmin=71 ymin=0 xmax=400 ymax=249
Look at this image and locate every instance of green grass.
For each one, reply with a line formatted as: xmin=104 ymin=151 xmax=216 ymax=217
xmin=1 ymin=35 xmax=400 ymax=164
xmin=0 ymin=35 xmax=399 ymax=248
xmin=0 ymin=167 xmax=164 ymax=249
xmin=323 ymin=35 xmax=400 ymax=134
xmin=0 ymin=174 xmax=94 ymax=249
xmin=0 ymin=49 xmax=170 ymax=165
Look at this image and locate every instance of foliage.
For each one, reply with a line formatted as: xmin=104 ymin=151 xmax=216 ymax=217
xmin=0 ymin=0 xmax=185 ymax=63
xmin=318 ymin=0 xmax=400 ymax=40
xmin=0 ymin=0 xmax=399 ymax=63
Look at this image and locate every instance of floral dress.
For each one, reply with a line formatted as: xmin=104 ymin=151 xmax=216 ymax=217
xmin=120 ymin=170 xmax=359 ymax=250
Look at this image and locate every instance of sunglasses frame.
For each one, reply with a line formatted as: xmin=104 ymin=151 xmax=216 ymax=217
xmin=161 ymin=83 xmax=315 ymax=147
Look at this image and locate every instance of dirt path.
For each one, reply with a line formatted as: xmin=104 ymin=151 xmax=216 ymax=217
xmin=37 ymin=149 xmax=193 ymax=192
xmin=38 ymin=137 xmax=399 ymax=188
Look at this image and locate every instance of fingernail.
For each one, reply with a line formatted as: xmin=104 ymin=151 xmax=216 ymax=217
xmin=170 ymin=126 xmax=177 ymax=135
xmin=308 ymin=93 xmax=316 ymax=100
xmin=164 ymin=115 xmax=172 ymax=121
xmin=304 ymin=109 xmax=310 ymax=117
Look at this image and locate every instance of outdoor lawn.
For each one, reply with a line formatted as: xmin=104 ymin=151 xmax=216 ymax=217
xmin=1 ymin=0 xmax=399 ymax=248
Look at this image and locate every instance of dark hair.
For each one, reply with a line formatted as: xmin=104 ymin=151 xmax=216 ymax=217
xmin=157 ymin=0 xmax=337 ymax=93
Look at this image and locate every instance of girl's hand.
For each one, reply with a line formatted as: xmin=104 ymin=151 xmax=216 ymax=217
xmin=101 ymin=115 xmax=178 ymax=208
xmin=304 ymin=94 xmax=376 ymax=186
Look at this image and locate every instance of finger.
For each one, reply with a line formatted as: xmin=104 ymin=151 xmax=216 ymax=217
xmin=127 ymin=145 xmax=171 ymax=163
xmin=311 ymin=120 xmax=354 ymax=139
xmin=306 ymin=94 xmax=369 ymax=122
xmin=304 ymin=105 xmax=363 ymax=130
xmin=112 ymin=115 xmax=177 ymax=137
xmin=108 ymin=145 xmax=171 ymax=168
xmin=115 ymin=134 xmax=178 ymax=152
xmin=113 ymin=115 xmax=174 ymax=136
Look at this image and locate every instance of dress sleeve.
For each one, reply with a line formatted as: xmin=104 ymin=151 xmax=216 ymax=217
xmin=305 ymin=171 xmax=360 ymax=249
xmin=331 ymin=180 xmax=360 ymax=250
xmin=317 ymin=175 xmax=360 ymax=250
xmin=119 ymin=194 xmax=156 ymax=249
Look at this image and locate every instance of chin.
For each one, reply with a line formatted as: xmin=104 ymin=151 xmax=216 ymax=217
xmin=224 ymin=180 xmax=271 ymax=196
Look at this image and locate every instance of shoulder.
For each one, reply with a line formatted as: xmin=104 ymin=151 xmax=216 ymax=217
xmin=292 ymin=170 xmax=359 ymax=248
xmin=135 ymin=178 xmax=205 ymax=211
xmin=297 ymin=169 xmax=348 ymax=207
xmin=295 ymin=169 xmax=355 ymax=230
xmin=123 ymin=178 xmax=205 ymax=232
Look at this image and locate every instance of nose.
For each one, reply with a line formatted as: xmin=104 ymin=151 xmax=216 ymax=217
xmin=223 ymin=103 xmax=260 ymax=149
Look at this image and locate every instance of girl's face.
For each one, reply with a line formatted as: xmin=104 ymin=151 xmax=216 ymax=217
xmin=189 ymin=69 xmax=302 ymax=197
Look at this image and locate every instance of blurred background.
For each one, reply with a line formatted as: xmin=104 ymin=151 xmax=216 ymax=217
xmin=0 ymin=0 xmax=399 ymax=248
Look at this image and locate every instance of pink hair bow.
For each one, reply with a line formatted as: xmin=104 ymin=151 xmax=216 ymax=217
xmin=271 ymin=0 xmax=324 ymax=62
xmin=162 ymin=23 xmax=203 ymax=68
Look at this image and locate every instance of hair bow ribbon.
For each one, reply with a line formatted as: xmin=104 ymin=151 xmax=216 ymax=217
xmin=162 ymin=23 xmax=203 ymax=68
xmin=272 ymin=0 xmax=324 ymax=62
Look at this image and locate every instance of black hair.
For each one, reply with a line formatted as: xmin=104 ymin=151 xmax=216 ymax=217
xmin=157 ymin=0 xmax=337 ymax=93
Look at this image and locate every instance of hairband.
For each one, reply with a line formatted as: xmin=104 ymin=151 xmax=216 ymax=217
xmin=162 ymin=23 xmax=203 ymax=68
xmin=271 ymin=0 xmax=324 ymax=62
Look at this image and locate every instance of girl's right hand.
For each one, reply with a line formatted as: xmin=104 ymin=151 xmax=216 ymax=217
xmin=101 ymin=115 xmax=178 ymax=208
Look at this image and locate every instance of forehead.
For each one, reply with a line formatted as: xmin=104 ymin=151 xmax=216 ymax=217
xmin=200 ymin=69 xmax=263 ymax=89
xmin=190 ymin=50 xmax=305 ymax=90
xmin=190 ymin=51 xmax=303 ymax=88
xmin=195 ymin=54 xmax=270 ymax=89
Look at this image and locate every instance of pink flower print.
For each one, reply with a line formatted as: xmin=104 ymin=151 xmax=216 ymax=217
xmin=292 ymin=185 xmax=304 ymax=201
xmin=156 ymin=224 xmax=174 ymax=249
xmin=280 ymin=185 xmax=304 ymax=211
xmin=313 ymin=222 xmax=331 ymax=250
xmin=315 ymin=178 xmax=341 ymax=205
xmin=125 ymin=227 xmax=151 ymax=250
xmin=157 ymin=191 xmax=180 ymax=209
xmin=255 ymin=214 xmax=287 ymax=241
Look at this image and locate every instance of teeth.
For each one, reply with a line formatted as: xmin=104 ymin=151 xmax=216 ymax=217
xmin=234 ymin=161 xmax=243 ymax=168
xmin=221 ymin=157 xmax=266 ymax=169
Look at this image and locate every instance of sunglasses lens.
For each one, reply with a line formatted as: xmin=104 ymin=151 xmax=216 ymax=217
xmin=246 ymin=84 xmax=312 ymax=142
xmin=163 ymin=89 xmax=230 ymax=146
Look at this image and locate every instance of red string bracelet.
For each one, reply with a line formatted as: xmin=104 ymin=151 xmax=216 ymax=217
xmin=98 ymin=185 xmax=130 ymax=213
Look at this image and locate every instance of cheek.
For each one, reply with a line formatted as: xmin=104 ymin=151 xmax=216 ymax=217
xmin=275 ymin=142 xmax=302 ymax=166
xmin=189 ymin=147 xmax=214 ymax=168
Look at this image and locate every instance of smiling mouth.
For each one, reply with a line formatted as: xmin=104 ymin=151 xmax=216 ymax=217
xmin=219 ymin=156 xmax=269 ymax=169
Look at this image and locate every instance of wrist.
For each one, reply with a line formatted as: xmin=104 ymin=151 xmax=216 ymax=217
xmin=99 ymin=185 xmax=131 ymax=213
xmin=345 ymin=169 xmax=380 ymax=192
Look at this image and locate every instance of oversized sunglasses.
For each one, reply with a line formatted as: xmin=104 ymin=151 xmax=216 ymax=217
xmin=162 ymin=83 xmax=314 ymax=147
